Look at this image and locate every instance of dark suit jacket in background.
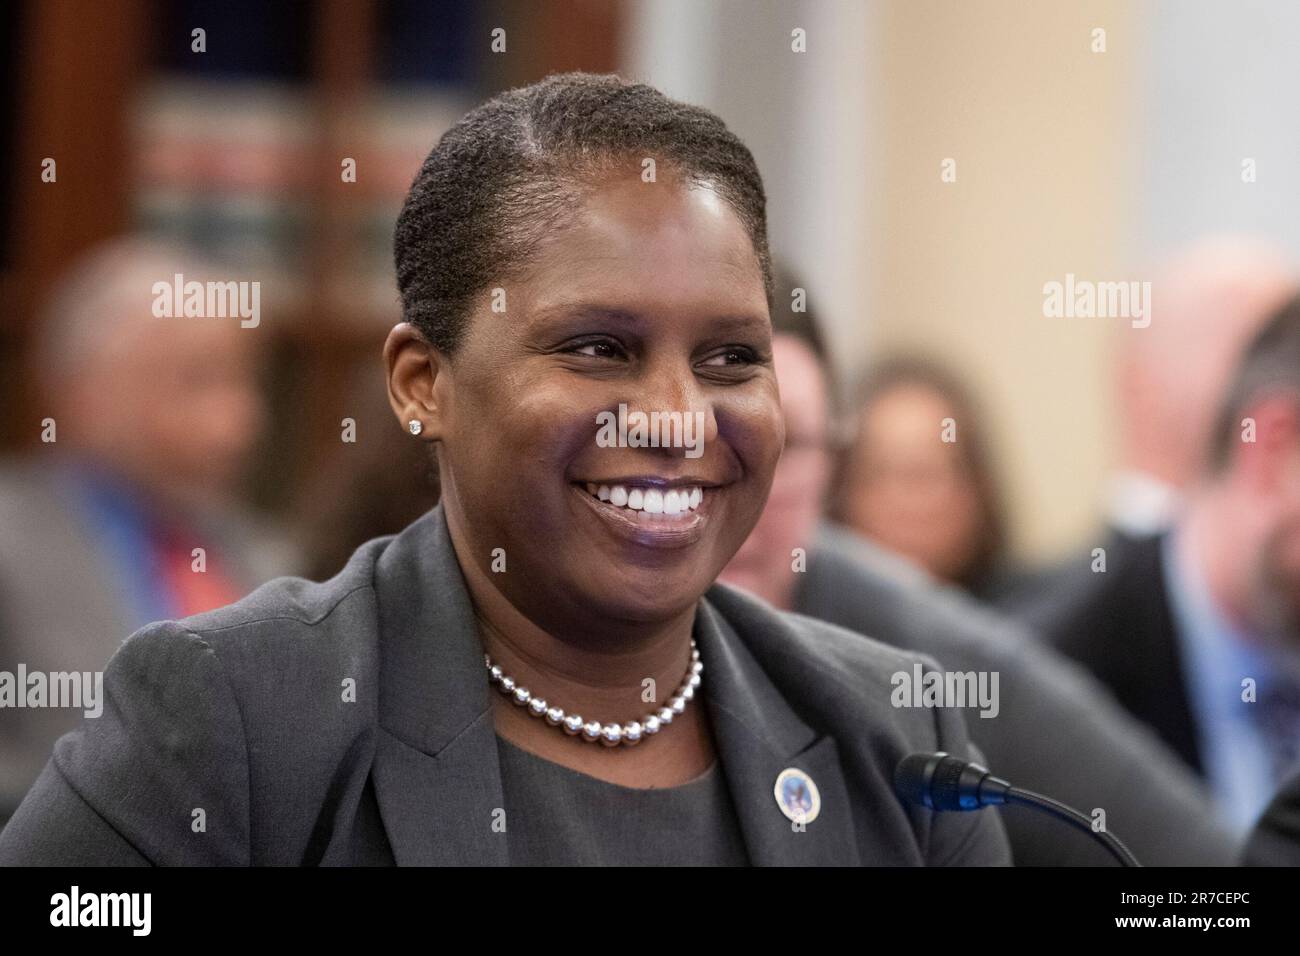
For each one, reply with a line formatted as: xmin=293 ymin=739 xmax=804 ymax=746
xmin=1243 ymin=763 xmax=1300 ymax=865
xmin=0 ymin=505 xmax=1010 ymax=866
xmin=1007 ymin=532 xmax=1202 ymax=774
xmin=798 ymin=525 xmax=1237 ymax=866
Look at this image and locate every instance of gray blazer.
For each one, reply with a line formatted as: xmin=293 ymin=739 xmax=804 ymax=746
xmin=0 ymin=505 xmax=1010 ymax=866
xmin=797 ymin=524 xmax=1239 ymax=866
xmin=0 ymin=457 xmax=299 ymax=821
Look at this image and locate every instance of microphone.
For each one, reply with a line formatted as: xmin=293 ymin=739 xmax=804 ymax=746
xmin=895 ymin=752 xmax=1142 ymax=867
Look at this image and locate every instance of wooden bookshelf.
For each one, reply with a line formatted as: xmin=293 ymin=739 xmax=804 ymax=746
xmin=2 ymin=0 xmax=623 ymax=530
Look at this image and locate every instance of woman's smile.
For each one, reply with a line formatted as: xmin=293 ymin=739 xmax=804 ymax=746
xmin=583 ymin=480 xmax=704 ymax=514
xmin=569 ymin=476 xmax=719 ymax=549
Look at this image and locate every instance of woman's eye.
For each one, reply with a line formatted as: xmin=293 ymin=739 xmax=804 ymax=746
xmin=568 ymin=340 xmax=624 ymax=359
xmin=701 ymin=347 xmax=758 ymax=367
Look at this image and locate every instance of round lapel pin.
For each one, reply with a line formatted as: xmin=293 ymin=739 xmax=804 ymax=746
xmin=774 ymin=767 xmax=821 ymax=825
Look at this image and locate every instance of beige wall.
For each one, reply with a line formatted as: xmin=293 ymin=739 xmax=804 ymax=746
xmin=868 ymin=1 xmax=1141 ymax=560
xmin=627 ymin=0 xmax=1142 ymax=560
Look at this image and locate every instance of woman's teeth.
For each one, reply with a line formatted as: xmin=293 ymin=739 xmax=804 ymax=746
xmin=585 ymin=483 xmax=703 ymax=515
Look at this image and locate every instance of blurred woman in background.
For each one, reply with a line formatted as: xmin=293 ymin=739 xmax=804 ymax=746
xmin=830 ymin=359 xmax=1023 ymax=602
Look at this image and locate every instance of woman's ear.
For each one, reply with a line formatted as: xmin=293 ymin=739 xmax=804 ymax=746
xmin=383 ymin=322 xmax=447 ymax=440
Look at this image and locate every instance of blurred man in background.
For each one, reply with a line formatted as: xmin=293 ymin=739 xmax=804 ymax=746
xmin=720 ymin=275 xmax=1236 ymax=865
xmin=1108 ymin=237 xmax=1297 ymax=538
xmin=0 ymin=237 xmax=298 ymax=824
xmin=1021 ymin=293 xmax=1300 ymax=834
xmin=1003 ymin=238 xmax=1298 ymax=617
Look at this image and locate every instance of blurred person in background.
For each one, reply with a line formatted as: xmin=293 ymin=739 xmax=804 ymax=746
xmin=1020 ymin=294 xmax=1300 ymax=835
xmin=720 ymin=272 xmax=1237 ymax=865
xmin=828 ymin=356 xmax=1024 ymax=603
xmin=1005 ymin=238 xmax=1298 ymax=614
xmin=0 ymin=236 xmax=297 ymax=824
xmin=1108 ymin=237 xmax=1297 ymax=538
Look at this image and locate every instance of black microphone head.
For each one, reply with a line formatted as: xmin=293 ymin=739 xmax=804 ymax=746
xmin=926 ymin=753 xmax=975 ymax=811
xmin=895 ymin=751 xmax=1007 ymax=811
xmin=894 ymin=751 xmax=949 ymax=809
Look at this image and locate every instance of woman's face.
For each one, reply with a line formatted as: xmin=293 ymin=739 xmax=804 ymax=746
xmin=840 ymin=382 xmax=984 ymax=583
xmin=428 ymin=172 xmax=782 ymax=632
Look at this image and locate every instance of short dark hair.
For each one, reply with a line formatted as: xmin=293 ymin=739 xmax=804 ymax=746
xmin=394 ymin=72 xmax=773 ymax=354
xmin=1209 ymin=293 xmax=1300 ymax=471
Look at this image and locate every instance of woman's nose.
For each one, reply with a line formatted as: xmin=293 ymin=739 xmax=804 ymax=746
xmin=630 ymin=361 xmax=719 ymax=453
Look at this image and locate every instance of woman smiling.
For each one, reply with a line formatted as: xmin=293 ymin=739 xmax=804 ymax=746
xmin=0 ymin=74 xmax=1010 ymax=866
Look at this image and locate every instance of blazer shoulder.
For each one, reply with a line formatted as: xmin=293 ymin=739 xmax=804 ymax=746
xmin=120 ymin=533 xmax=397 ymax=765
xmin=171 ymin=533 xmax=395 ymax=648
xmin=48 ymin=533 xmax=404 ymax=863
xmin=709 ymin=581 xmax=945 ymax=679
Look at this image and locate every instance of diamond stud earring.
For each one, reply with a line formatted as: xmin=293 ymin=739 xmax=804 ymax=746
xmin=408 ymin=419 xmax=423 ymax=436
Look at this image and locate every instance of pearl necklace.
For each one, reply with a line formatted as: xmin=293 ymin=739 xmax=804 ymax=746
xmin=483 ymin=641 xmax=703 ymax=747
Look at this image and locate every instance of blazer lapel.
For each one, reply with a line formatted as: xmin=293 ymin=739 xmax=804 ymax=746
xmin=695 ymin=597 xmax=862 ymax=866
xmin=368 ymin=506 xmax=509 ymax=865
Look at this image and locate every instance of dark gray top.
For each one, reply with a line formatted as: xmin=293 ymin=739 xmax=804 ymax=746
xmin=496 ymin=735 xmax=750 ymax=866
